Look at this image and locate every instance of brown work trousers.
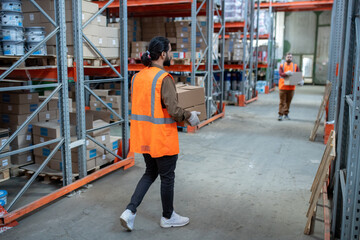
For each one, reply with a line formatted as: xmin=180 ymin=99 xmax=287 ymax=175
xmin=278 ymin=90 xmax=295 ymax=116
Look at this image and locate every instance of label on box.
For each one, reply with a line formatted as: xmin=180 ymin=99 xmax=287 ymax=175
xmin=102 ymin=135 xmax=106 ymax=141
xmin=99 ymin=38 xmax=103 ymax=44
xmin=97 ymin=16 xmax=101 ymax=22
xmin=82 ymin=13 xmax=84 ymax=20
xmin=112 ymin=39 xmax=116 ymax=45
xmin=86 ymin=140 xmax=89 ymax=146
xmin=2 ymin=115 xmax=9 ymax=123
xmin=46 ymin=113 xmax=50 ymax=119
xmin=107 ymin=103 xmax=113 ymax=108
xmin=102 ymin=154 xmax=106 ymax=160
xmin=109 ymin=98 xmax=114 ymax=102
xmin=26 ymin=135 xmax=31 ymax=141
xmin=40 ymin=128 xmax=48 ymax=137
xmin=2 ymin=94 xmax=10 ymax=103
xmin=2 ymin=159 xmax=8 ymax=167
xmin=96 ymin=107 xmax=101 ymax=111
xmin=94 ymin=103 xmax=98 ymax=107
xmin=40 ymin=137 xmax=44 ymax=142
xmin=43 ymin=148 xmax=50 ymax=157
xmin=8 ymin=105 xmax=12 ymax=111
xmin=89 ymin=149 xmax=97 ymax=158
xmin=28 ymin=94 xmax=32 ymax=100
xmin=30 ymin=14 xmax=34 ymax=21
xmin=30 ymin=104 xmax=38 ymax=112
xmin=1 ymin=139 xmax=6 ymax=146
xmin=27 ymin=155 xmax=32 ymax=162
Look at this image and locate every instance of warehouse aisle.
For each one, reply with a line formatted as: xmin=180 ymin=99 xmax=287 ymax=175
xmin=2 ymin=86 xmax=326 ymax=240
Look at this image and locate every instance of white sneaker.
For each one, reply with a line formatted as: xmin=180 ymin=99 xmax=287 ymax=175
xmin=160 ymin=211 xmax=189 ymax=228
xmin=120 ymin=209 xmax=136 ymax=231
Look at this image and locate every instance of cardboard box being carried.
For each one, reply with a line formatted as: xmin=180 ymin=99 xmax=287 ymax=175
xmin=176 ymin=85 xmax=205 ymax=109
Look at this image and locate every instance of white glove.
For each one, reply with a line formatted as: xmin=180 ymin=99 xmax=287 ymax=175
xmin=285 ymin=71 xmax=293 ymax=76
xmin=188 ymin=111 xmax=201 ymax=126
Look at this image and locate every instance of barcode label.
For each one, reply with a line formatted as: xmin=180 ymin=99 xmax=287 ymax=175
xmin=26 ymin=135 xmax=31 ymax=141
xmin=30 ymin=14 xmax=34 ymax=21
xmin=46 ymin=113 xmax=50 ymax=119
xmin=102 ymin=135 xmax=106 ymax=141
xmin=8 ymin=105 xmax=12 ymax=111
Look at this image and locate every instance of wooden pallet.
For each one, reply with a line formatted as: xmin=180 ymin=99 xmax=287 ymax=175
xmin=304 ymin=130 xmax=336 ymax=235
xmin=309 ymin=82 xmax=332 ymax=141
xmin=83 ymin=57 xmax=119 ymax=67
xmin=0 ymin=168 xmax=10 ymax=183
xmin=10 ymin=162 xmax=35 ymax=177
xmin=0 ymin=55 xmax=59 ymax=67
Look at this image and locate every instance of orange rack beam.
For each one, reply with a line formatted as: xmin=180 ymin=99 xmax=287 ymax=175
xmin=215 ymin=21 xmax=245 ymax=32
xmin=93 ymin=0 xmax=207 ymax=17
xmin=258 ymin=0 xmax=333 ymax=12
xmin=0 ymin=154 xmax=135 ymax=226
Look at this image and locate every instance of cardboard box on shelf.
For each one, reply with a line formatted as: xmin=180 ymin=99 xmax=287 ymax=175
xmin=34 ymin=156 xmax=48 ymax=166
xmin=100 ymin=27 xmax=119 ymax=38
xmin=85 ymin=133 xmax=110 ymax=149
xmin=11 ymin=151 xmax=34 ymax=166
xmin=131 ymin=42 xmax=148 ymax=48
xmin=130 ymin=53 xmax=142 ymax=59
xmin=105 ymin=38 xmax=120 ymax=48
xmin=95 ymin=155 xmax=109 ymax=167
xmin=166 ymin=32 xmax=177 ymax=38
xmin=23 ymin=12 xmax=42 ymax=26
xmin=93 ymin=90 xmax=110 ymax=97
xmin=0 ymin=93 xmax=39 ymax=104
xmin=90 ymin=95 xmax=106 ymax=102
xmin=0 ymin=114 xmax=37 ymax=127
xmin=108 ymin=136 xmax=121 ymax=151
xmin=106 ymin=101 xmax=121 ymax=110
xmin=38 ymin=110 xmax=58 ymax=122
xmin=184 ymin=104 xmax=206 ymax=121
xmin=71 ymin=145 xmax=104 ymax=161
xmin=33 ymin=134 xmax=59 ymax=149
xmin=89 ymin=101 xmax=103 ymax=112
xmin=106 ymin=96 xmax=121 ymax=104
xmin=0 ymin=128 xmax=9 ymax=152
xmin=141 ymin=17 xmax=167 ymax=23
xmin=10 ymin=133 xmax=32 ymax=150
xmin=0 ymin=157 xmax=10 ymax=170
xmin=34 ymin=147 xmax=62 ymax=160
xmin=8 ymin=124 xmax=33 ymax=137
xmin=32 ymin=121 xmax=76 ymax=138
xmin=176 ymin=85 xmax=205 ymax=109
xmin=176 ymin=32 xmax=190 ymax=38
xmin=1 ymin=103 xmax=38 ymax=115
xmin=13 ymin=150 xmax=32 ymax=164
xmin=99 ymin=48 xmax=120 ymax=59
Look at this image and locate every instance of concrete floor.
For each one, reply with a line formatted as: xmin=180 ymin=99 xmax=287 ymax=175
xmin=1 ymin=86 xmax=326 ymax=240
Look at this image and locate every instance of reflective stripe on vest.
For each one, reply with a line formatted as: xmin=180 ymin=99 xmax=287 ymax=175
xmin=131 ymin=69 xmax=175 ymax=124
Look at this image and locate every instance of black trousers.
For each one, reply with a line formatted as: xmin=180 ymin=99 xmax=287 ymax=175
xmin=126 ymin=154 xmax=178 ymax=219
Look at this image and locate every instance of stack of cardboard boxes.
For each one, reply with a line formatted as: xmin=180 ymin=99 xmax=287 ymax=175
xmin=130 ymin=41 xmax=149 ymax=59
xmin=22 ymin=0 xmax=120 ymax=59
xmin=141 ymin=17 xmax=166 ymax=42
xmin=0 ymin=92 xmax=40 ymax=167
xmin=224 ymin=33 xmax=247 ymax=62
xmin=89 ymin=89 xmax=122 ymax=121
xmin=31 ymin=111 xmax=121 ymax=173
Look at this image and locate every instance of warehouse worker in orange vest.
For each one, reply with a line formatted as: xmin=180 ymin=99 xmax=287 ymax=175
xmin=120 ymin=37 xmax=201 ymax=231
xmin=278 ymin=52 xmax=301 ymax=121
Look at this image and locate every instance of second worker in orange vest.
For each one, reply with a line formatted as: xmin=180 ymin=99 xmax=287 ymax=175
xmin=278 ymin=52 xmax=301 ymax=121
xmin=120 ymin=37 xmax=201 ymax=231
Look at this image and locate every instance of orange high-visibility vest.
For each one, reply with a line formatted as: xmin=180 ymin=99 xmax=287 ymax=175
xmin=279 ymin=62 xmax=297 ymax=91
xmin=130 ymin=67 xmax=179 ymax=158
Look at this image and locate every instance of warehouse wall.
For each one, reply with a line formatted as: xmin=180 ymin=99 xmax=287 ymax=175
xmin=282 ymin=11 xmax=331 ymax=85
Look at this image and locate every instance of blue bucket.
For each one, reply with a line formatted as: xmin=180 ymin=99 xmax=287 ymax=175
xmin=0 ymin=190 xmax=7 ymax=206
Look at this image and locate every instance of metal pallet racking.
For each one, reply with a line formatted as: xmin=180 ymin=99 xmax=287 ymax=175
xmin=329 ymin=0 xmax=360 ymax=238
xmin=0 ymin=0 xmax=133 ymax=226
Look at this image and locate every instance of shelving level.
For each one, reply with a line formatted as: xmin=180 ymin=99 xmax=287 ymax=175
xmin=0 ymin=0 xmax=133 ymax=228
xmin=94 ymin=0 xmax=226 ymax=133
